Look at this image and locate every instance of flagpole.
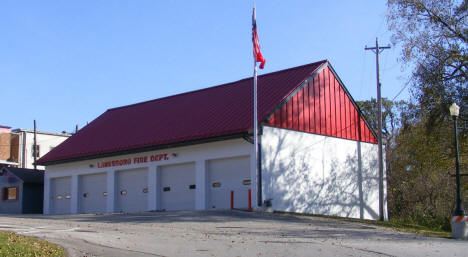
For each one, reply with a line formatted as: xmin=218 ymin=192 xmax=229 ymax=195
xmin=252 ymin=3 xmax=264 ymax=208
xmin=253 ymin=60 xmax=259 ymax=208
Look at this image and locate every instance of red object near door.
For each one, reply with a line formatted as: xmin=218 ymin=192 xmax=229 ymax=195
xmin=230 ymin=190 xmax=234 ymax=210
xmin=248 ymin=189 xmax=252 ymax=212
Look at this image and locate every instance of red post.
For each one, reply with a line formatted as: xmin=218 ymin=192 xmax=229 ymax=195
xmin=230 ymin=190 xmax=234 ymax=210
xmin=248 ymin=189 xmax=252 ymax=212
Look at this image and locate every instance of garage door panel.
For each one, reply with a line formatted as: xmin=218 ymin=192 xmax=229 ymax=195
xmin=208 ymin=156 xmax=250 ymax=209
xmin=116 ymin=168 xmax=148 ymax=213
xmin=50 ymin=177 xmax=71 ymax=214
xmin=79 ymin=173 xmax=107 ymax=214
xmin=160 ymin=162 xmax=195 ymax=211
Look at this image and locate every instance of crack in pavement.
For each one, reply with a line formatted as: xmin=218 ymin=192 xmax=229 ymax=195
xmin=81 ymin=239 xmax=167 ymax=257
xmin=340 ymin=244 xmax=398 ymax=257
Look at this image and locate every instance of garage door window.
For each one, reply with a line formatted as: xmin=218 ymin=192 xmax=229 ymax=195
xmin=163 ymin=187 xmax=170 ymax=192
xmin=189 ymin=184 xmax=196 ymax=189
xmin=83 ymin=193 xmax=88 ymax=198
xmin=65 ymin=195 xmax=71 ymax=199
xmin=120 ymin=190 xmax=127 ymax=195
xmin=103 ymin=192 xmax=107 ymax=196
xmin=243 ymin=179 xmax=251 ymax=185
xmin=2 ymin=187 xmax=18 ymax=201
xmin=142 ymin=188 xmax=148 ymax=193
xmin=212 ymin=182 xmax=221 ymax=188
xmin=56 ymin=195 xmax=63 ymax=200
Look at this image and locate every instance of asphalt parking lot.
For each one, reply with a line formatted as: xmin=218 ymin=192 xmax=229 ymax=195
xmin=0 ymin=210 xmax=465 ymax=257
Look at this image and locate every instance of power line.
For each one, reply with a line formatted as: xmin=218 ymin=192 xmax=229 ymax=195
xmin=392 ymin=82 xmax=409 ymax=101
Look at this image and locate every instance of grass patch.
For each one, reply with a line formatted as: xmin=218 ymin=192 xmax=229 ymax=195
xmin=364 ymin=218 xmax=452 ymax=238
xmin=0 ymin=231 xmax=65 ymax=257
xmin=273 ymin=211 xmax=452 ymax=238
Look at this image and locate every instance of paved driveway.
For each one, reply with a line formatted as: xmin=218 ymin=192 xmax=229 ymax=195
xmin=0 ymin=211 xmax=464 ymax=257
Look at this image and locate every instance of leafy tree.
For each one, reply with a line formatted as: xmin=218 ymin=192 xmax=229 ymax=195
xmin=390 ymin=118 xmax=456 ymax=222
xmin=357 ymin=98 xmax=407 ymax=180
xmin=357 ymin=98 xmax=400 ymax=138
xmin=358 ymin=98 xmax=467 ymax=229
xmin=387 ymin=0 xmax=468 ymax=130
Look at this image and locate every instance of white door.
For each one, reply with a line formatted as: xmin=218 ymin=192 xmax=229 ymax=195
xmin=160 ymin=162 xmax=196 ymax=211
xmin=116 ymin=168 xmax=148 ymax=213
xmin=208 ymin=156 xmax=251 ymax=209
xmin=78 ymin=173 xmax=107 ymax=214
xmin=50 ymin=177 xmax=71 ymax=214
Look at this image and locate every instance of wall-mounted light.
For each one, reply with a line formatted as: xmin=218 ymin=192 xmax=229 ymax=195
xmin=172 ymin=153 xmax=178 ymax=157
xmin=89 ymin=164 xmax=94 ymax=168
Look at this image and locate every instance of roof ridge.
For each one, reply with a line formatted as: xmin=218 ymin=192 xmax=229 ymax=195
xmin=108 ymin=60 xmax=328 ymax=112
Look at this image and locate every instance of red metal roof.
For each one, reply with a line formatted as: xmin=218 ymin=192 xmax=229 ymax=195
xmin=37 ymin=60 xmax=329 ymax=165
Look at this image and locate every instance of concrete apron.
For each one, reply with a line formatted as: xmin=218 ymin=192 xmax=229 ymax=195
xmin=451 ymin=216 xmax=468 ymax=240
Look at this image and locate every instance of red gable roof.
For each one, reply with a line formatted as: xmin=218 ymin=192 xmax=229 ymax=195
xmin=38 ymin=60 xmax=368 ymax=165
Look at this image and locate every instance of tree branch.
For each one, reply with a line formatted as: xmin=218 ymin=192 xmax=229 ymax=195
xmin=419 ymin=3 xmax=468 ymax=43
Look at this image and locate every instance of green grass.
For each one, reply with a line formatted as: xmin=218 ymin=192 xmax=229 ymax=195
xmin=0 ymin=231 xmax=65 ymax=257
xmin=274 ymin=211 xmax=452 ymax=238
xmin=370 ymin=218 xmax=452 ymax=238
xmin=340 ymin=216 xmax=451 ymax=238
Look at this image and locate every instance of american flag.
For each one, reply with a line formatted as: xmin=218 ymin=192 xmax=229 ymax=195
xmin=252 ymin=6 xmax=266 ymax=69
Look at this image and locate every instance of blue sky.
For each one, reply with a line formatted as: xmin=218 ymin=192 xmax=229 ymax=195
xmin=0 ymin=1 xmax=409 ymax=133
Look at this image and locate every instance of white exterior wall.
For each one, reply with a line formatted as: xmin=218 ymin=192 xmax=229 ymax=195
xmin=261 ymin=126 xmax=387 ymax=220
xmin=44 ymin=138 xmax=254 ymax=214
xmin=44 ymin=128 xmax=387 ymax=218
xmin=20 ymin=131 xmax=70 ymax=170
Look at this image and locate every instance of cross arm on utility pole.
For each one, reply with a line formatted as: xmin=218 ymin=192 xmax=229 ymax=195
xmin=365 ymin=45 xmax=391 ymax=54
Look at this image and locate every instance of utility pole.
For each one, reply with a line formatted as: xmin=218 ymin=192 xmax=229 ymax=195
xmin=365 ymin=38 xmax=390 ymax=221
xmin=33 ymin=120 xmax=37 ymax=171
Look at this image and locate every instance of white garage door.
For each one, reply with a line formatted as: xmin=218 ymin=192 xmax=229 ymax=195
xmin=207 ymin=156 xmax=251 ymax=209
xmin=78 ymin=173 xmax=107 ymax=214
xmin=50 ymin=177 xmax=71 ymax=214
xmin=160 ymin=162 xmax=196 ymax=211
xmin=116 ymin=168 xmax=148 ymax=213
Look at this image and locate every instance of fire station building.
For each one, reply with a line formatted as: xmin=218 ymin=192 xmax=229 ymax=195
xmin=37 ymin=60 xmax=387 ymax=220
